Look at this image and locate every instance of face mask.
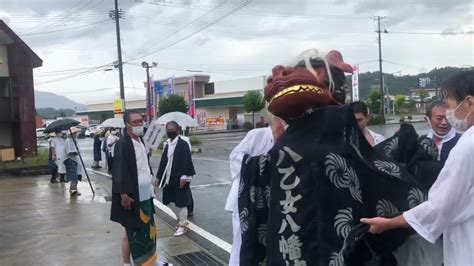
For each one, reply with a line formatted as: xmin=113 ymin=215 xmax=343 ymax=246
xmin=426 ymin=117 xmax=449 ymax=138
xmin=131 ymin=125 xmax=144 ymax=136
xmin=167 ymin=131 xmax=178 ymax=139
xmin=446 ymin=99 xmax=471 ymax=132
xmin=111 ymin=131 xmax=117 ymax=136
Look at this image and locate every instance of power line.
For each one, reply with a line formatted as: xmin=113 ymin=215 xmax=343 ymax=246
xmin=131 ymin=0 xmax=368 ymax=20
xmin=124 ymin=0 xmax=252 ymax=63
xmin=21 ymin=19 xmax=109 ymax=36
xmin=388 ymin=30 xmax=473 ymax=35
xmin=35 ymin=63 xmax=113 ymax=85
xmin=21 ymin=0 xmax=86 ymax=34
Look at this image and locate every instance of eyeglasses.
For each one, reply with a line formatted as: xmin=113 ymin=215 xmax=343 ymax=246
xmin=128 ymin=119 xmax=144 ymax=126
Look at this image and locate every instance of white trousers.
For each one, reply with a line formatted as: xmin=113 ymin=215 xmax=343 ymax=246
xmin=168 ymin=203 xmax=188 ymax=226
xmin=55 ymin=158 xmax=66 ymax=174
xmin=229 ymin=210 xmax=241 ymax=266
xmin=394 ymin=234 xmax=443 ymax=266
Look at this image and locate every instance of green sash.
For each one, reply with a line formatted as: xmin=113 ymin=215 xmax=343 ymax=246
xmin=126 ymin=199 xmax=157 ymax=266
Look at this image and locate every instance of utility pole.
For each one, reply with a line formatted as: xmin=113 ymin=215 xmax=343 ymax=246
xmin=142 ymin=62 xmax=158 ymax=124
xmin=111 ymin=0 xmax=125 ymax=112
xmin=374 ymin=16 xmax=386 ymax=122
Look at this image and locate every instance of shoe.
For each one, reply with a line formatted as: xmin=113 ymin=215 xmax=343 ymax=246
xmin=97 ymin=165 xmax=102 ymax=169
xmin=70 ymin=190 xmax=82 ymax=196
xmin=174 ymin=226 xmax=187 ymax=237
xmin=156 ymin=260 xmax=173 ymax=266
xmin=50 ymin=180 xmax=59 ymax=183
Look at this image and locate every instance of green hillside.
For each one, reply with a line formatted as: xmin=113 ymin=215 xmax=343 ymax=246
xmin=348 ymin=67 xmax=468 ymax=100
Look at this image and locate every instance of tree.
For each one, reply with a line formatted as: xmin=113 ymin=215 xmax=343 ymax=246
xmin=243 ymin=90 xmax=266 ymax=127
xmin=366 ymin=90 xmax=382 ymax=115
xmin=158 ymin=94 xmax=188 ymax=116
xmin=417 ymin=89 xmax=430 ymax=104
xmin=394 ymin=95 xmax=406 ymax=109
xmin=59 ymin=111 xmax=67 ymax=117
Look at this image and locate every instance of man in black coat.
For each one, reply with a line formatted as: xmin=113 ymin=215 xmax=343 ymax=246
xmin=155 ymin=121 xmax=196 ymax=237
xmin=110 ymin=111 xmax=157 ymax=266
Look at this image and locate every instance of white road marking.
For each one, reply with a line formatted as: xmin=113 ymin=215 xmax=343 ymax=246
xmin=86 ymin=167 xmax=233 ymax=253
xmin=192 ymin=157 xmax=230 ymax=163
xmin=86 ymin=168 xmax=110 ymax=177
xmin=191 ymin=182 xmax=231 ymax=189
xmin=201 ymin=136 xmax=243 ymax=141
xmin=153 ymin=198 xmax=232 ymax=254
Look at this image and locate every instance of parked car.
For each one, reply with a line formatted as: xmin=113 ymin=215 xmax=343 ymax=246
xmin=77 ymin=126 xmax=87 ymax=138
xmin=85 ymin=124 xmax=98 ymax=138
xmin=36 ymin=128 xmax=46 ymax=139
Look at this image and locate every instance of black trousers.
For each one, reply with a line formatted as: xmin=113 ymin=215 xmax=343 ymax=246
xmin=107 ymin=154 xmax=114 ymax=174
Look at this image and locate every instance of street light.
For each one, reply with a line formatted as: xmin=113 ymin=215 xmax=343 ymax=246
xmin=142 ymin=61 xmax=158 ymax=124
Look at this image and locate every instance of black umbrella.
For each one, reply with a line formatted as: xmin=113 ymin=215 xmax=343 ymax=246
xmin=45 ymin=119 xmax=95 ymax=195
xmin=44 ymin=119 xmax=80 ymax=133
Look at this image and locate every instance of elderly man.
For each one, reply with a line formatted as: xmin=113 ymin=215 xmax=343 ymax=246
xmin=110 ymin=111 xmax=157 ymax=266
xmin=225 ymin=116 xmax=285 ymax=266
xmin=424 ymin=101 xmax=461 ymax=162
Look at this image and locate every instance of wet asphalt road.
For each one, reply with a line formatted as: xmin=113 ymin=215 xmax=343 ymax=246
xmin=44 ymin=122 xmax=429 ymax=246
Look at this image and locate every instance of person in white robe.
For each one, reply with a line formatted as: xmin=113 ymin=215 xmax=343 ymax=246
xmin=225 ymin=117 xmax=285 ymax=266
xmin=361 ymin=70 xmax=474 ymax=266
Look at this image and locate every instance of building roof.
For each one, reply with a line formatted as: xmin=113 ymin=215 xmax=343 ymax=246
xmin=0 ymin=20 xmax=42 ymax=68
xmin=195 ymin=96 xmax=244 ymax=108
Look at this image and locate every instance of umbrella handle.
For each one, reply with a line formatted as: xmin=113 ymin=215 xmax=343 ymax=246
xmin=70 ymin=129 xmax=95 ymax=195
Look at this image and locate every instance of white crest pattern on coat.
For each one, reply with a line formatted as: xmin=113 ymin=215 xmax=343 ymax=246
xmin=259 ymin=154 xmax=270 ymax=176
xmin=257 ymin=224 xmax=268 ymax=247
xmin=383 ymin=137 xmax=399 ymax=160
xmin=329 ymin=250 xmax=344 ymax=266
xmin=324 ymin=153 xmax=363 ymax=203
xmin=264 ymin=185 xmax=271 ymax=208
xmin=376 ymin=199 xmax=399 ymax=217
xmin=374 ymin=160 xmax=402 ymax=178
xmin=408 ymin=187 xmax=427 ymax=208
xmin=419 ymin=138 xmax=439 ymax=160
xmin=240 ymin=208 xmax=249 ymax=233
xmin=238 ymin=178 xmax=245 ymax=197
xmin=250 ymin=186 xmax=265 ymax=210
xmin=334 ymin=207 xmax=353 ymax=238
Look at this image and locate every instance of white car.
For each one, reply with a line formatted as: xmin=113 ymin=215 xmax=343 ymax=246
xmin=36 ymin=128 xmax=46 ymax=139
xmin=85 ymin=125 xmax=99 ymax=138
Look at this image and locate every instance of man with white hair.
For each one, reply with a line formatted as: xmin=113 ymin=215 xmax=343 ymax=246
xmin=225 ymin=116 xmax=286 ymax=265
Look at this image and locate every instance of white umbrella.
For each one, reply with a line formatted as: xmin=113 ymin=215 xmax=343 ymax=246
xmin=100 ymin=118 xmax=125 ymax=128
xmin=155 ymin=112 xmax=199 ymax=128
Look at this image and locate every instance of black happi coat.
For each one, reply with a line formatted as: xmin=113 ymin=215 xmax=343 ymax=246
xmin=239 ymin=106 xmax=424 ymax=266
xmin=110 ymin=132 xmax=153 ymax=229
xmin=156 ymin=137 xmax=196 ymax=208
xmin=376 ymin=125 xmax=461 ymax=191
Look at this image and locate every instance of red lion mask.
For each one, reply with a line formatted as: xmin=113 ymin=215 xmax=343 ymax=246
xmin=264 ymin=50 xmax=353 ymax=120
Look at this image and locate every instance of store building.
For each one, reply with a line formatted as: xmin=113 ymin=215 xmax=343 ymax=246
xmin=0 ymin=20 xmax=42 ymax=157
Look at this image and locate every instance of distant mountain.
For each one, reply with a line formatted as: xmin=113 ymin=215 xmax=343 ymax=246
xmin=349 ymin=67 xmax=468 ymax=100
xmin=34 ymin=90 xmax=87 ymax=111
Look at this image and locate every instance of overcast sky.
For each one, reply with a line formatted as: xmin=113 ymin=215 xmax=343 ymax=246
xmin=1 ymin=0 xmax=473 ymax=104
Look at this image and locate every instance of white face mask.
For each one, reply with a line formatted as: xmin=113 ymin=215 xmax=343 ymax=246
xmin=131 ymin=125 xmax=144 ymax=136
xmin=426 ymin=117 xmax=449 ymax=138
xmin=446 ymin=99 xmax=471 ymax=133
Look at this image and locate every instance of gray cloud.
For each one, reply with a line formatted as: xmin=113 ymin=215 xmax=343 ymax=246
xmin=2 ymin=0 xmax=471 ymax=103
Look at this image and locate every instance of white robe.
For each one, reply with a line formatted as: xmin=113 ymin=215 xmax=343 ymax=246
xmin=225 ymin=127 xmax=274 ymax=266
xmin=403 ymin=126 xmax=474 ymax=266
